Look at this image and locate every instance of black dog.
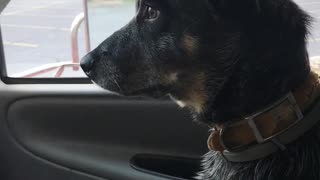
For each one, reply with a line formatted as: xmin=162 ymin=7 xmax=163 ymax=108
xmin=81 ymin=0 xmax=320 ymax=179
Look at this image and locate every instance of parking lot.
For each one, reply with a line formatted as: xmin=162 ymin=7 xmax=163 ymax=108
xmin=0 ymin=0 xmax=320 ymax=76
xmin=1 ymin=0 xmax=84 ymax=75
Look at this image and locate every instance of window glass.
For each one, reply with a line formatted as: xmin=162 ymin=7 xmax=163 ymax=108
xmin=298 ymin=0 xmax=320 ymax=57
xmin=0 ymin=0 xmax=135 ymax=78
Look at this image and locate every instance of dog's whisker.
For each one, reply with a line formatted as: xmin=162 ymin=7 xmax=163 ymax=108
xmin=113 ymin=79 xmax=122 ymax=92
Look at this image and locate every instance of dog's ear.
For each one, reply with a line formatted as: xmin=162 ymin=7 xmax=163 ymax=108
xmin=206 ymin=0 xmax=261 ymax=19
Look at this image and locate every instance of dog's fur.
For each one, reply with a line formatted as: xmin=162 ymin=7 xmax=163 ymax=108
xmin=81 ymin=0 xmax=318 ymax=179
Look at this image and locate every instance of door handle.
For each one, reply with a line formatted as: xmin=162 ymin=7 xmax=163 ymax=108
xmin=130 ymin=154 xmax=201 ymax=180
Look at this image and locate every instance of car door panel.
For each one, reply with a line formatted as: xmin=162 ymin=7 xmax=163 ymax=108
xmin=0 ymin=82 xmax=208 ymax=180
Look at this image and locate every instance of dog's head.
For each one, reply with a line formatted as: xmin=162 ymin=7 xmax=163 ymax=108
xmin=81 ymin=0 xmax=310 ymax=123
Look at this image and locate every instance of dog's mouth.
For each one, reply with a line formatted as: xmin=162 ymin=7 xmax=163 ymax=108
xmin=87 ymin=73 xmax=171 ymax=98
xmin=121 ymin=85 xmax=171 ymax=98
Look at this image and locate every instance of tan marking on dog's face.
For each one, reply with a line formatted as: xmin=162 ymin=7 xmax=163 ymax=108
xmin=172 ymin=73 xmax=208 ymax=113
xmin=182 ymin=34 xmax=198 ymax=56
xmin=161 ymin=72 xmax=179 ymax=85
xmin=167 ymin=72 xmax=179 ymax=82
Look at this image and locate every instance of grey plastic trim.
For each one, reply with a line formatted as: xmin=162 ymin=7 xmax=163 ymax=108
xmin=0 ymin=82 xmax=208 ymax=180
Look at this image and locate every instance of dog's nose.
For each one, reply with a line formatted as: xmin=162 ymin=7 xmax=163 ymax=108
xmin=80 ymin=55 xmax=94 ymax=74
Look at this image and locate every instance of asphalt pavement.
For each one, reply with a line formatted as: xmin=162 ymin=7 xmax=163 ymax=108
xmin=0 ymin=0 xmax=137 ymax=76
xmin=1 ymin=0 xmax=84 ymax=75
xmin=0 ymin=0 xmax=319 ymax=76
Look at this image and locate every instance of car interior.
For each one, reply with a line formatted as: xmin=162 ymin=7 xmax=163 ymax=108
xmin=0 ymin=0 xmax=209 ymax=179
xmin=0 ymin=0 xmax=319 ymax=180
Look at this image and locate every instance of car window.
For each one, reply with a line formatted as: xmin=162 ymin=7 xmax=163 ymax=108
xmin=0 ymin=0 xmax=135 ymax=78
xmin=298 ymin=0 xmax=320 ymax=57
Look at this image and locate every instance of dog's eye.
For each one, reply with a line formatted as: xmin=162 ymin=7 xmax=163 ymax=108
xmin=145 ymin=6 xmax=160 ymax=21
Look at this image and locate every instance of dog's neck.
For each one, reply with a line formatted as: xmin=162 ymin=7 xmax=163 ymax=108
xmin=197 ymin=65 xmax=320 ymax=179
xmin=204 ymin=54 xmax=311 ymax=125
